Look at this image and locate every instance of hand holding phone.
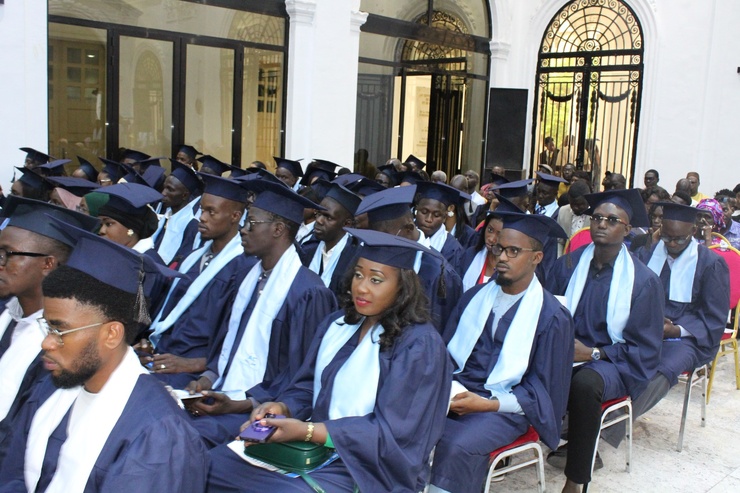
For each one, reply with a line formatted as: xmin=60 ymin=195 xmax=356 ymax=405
xmin=239 ymin=413 xmax=285 ymax=443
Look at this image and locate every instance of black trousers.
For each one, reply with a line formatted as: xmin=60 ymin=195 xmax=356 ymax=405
xmin=565 ymin=367 xmax=605 ymax=484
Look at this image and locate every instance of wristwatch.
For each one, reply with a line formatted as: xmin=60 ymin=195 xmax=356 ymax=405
xmin=591 ymin=347 xmax=601 ymax=361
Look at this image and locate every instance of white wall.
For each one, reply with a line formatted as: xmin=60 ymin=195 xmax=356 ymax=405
xmin=0 ymin=1 xmax=48 ymax=193
xmin=490 ymin=0 xmax=740 ymax=195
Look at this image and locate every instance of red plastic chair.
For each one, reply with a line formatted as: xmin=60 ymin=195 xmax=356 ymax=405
xmin=706 ymin=244 xmax=740 ymax=402
xmin=483 ymin=426 xmax=545 ymax=493
xmin=564 ymin=227 xmax=593 ymax=254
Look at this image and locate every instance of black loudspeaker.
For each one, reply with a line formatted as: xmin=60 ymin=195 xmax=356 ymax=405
xmin=484 ymin=88 xmax=528 ymax=176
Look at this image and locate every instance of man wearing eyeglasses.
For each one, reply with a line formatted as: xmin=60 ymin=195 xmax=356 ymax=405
xmin=0 ymin=196 xmax=98 ymax=465
xmin=546 ymin=189 xmax=664 ymax=493
xmin=631 ymin=202 xmax=729 ymax=418
xmin=429 ymin=212 xmax=574 ymax=493
xmin=183 ymin=180 xmax=336 ymax=448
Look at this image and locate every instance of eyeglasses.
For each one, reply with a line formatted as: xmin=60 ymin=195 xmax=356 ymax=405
xmin=0 ymin=248 xmax=49 ymax=267
xmin=590 ymin=214 xmax=628 ymax=227
xmin=660 ymin=234 xmax=693 ymax=245
xmin=38 ymin=317 xmax=105 ymax=347
xmin=243 ymin=219 xmax=274 ymax=232
xmin=490 ymin=244 xmax=539 ymax=258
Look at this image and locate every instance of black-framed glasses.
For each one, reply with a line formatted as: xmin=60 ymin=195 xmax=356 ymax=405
xmin=38 ymin=317 xmax=105 ymax=347
xmin=243 ymin=219 xmax=274 ymax=232
xmin=590 ymin=214 xmax=628 ymax=226
xmin=490 ymin=244 xmax=539 ymax=258
xmin=660 ymin=234 xmax=693 ymax=245
xmin=0 ymin=248 xmax=49 ymax=267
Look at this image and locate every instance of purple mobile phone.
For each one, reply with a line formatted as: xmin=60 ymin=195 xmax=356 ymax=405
xmin=239 ymin=413 xmax=285 ymax=443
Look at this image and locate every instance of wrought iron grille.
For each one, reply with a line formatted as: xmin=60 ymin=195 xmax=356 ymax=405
xmin=532 ymin=0 xmax=644 ymax=189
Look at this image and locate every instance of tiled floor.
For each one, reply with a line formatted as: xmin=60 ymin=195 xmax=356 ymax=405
xmin=496 ymin=357 xmax=740 ymax=492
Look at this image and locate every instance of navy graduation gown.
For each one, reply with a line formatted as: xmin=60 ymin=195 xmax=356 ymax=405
xmin=153 ymin=255 xmax=257 ymax=388
xmin=0 ymin=375 xmax=208 ymax=493
xmin=192 ymin=268 xmax=337 ymax=447
xmin=547 ymin=246 xmax=665 ymax=398
xmin=636 ymin=243 xmax=730 ymax=384
xmin=0 ymin=354 xmax=45 ymax=466
xmin=298 ymin=235 xmax=361 ymax=297
xmin=455 ymin=223 xmax=478 ymax=250
xmin=439 ymin=233 xmax=465 ymax=276
xmin=206 ymin=312 xmax=453 ymax=493
xmin=418 ymin=253 xmax=463 ymax=333
xmin=431 ymin=284 xmax=573 ymax=493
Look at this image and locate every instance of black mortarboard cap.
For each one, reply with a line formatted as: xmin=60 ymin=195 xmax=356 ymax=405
xmin=495 ymin=211 xmax=568 ymax=245
xmin=489 ymin=172 xmax=509 ymax=186
xmin=20 ymin=147 xmax=52 ymax=165
xmin=99 ymin=157 xmax=133 ymax=184
xmin=376 ymin=164 xmax=399 ymax=186
xmin=37 ymin=159 xmax=71 ymax=177
xmin=76 ymin=157 xmax=99 ymax=182
xmin=324 ymin=183 xmax=362 ymax=216
xmin=300 ymin=160 xmax=340 ymax=186
xmin=493 ymin=179 xmax=533 ymax=199
xmin=584 ymin=188 xmax=649 ymax=228
xmin=309 ymin=179 xmax=332 ymax=202
xmin=656 ymin=201 xmax=698 ymax=224
xmin=197 ymin=155 xmax=230 ymax=176
xmin=334 ymin=174 xmax=385 ymax=197
xmin=122 ymin=149 xmax=151 ymax=162
xmin=199 ymin=173 xmax=250 ymax=203
xmin=345 ymin=227 xmax=436 ymax=270
xmin=127 ymin=167 xmax=165 ymax=191
xmin=274 ymin=157 xmax=303 ymax=178
xmin=398 ymin=171 xmax=423 ymax=186
xmin=250 ymin=180 xmax=324 ymax=224
xmin=178 ymin=145 xmax=200 ymax=159
xmin=536 ymin=172 xmax=569 ymax=187
xmin=15 ymin=167 xmax=53 ymax=192
xmin=2 ymin=196 xmax=99 ymax=246
xmin=232 ymin=172 xmax=289 ymax=197
xmin=169 ymin=159 xmax=203 ymax=194
xmin=228 ymin=165 xmax=248 ymax=178
xmin=46 ymin=176 xmax=100 ymax=197
xmin=492 ymin=193 xmax=525 ymax=213
xmin=93 ymin=182 xmax=163 ymax=215
xmin=404 ymin=154 xmax=426 ymax=171
xmin=242 ymin=168 xmax=286 ymax=185
xmin=136 ymin=157 xmax=163 ymax=172
xmin=415 ymin=181 xmax=470 ymax=207
xmin=355 ymin=185 xmax=416 ymax=224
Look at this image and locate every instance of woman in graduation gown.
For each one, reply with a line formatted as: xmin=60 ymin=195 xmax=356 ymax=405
xmin=206 ymin=228 xmax=453 ymax=493
xmin=459 ymin=212 xmax=502 ymax=292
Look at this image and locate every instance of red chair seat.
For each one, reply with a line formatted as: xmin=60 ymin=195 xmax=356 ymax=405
xmin=721 ymin=332 xmax=733 ymax=341
xmin=489 ymin=426 xmax=539 ymax=459
xmin=601 ymin=396 xmax=629 ymax=411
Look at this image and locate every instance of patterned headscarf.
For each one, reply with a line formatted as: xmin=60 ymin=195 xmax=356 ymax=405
xmin=697 ymin=198 xmax=725 ymax=231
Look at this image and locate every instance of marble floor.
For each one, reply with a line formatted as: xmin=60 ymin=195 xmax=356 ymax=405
xmin=493 ymin=356 xmax=740 ymax=492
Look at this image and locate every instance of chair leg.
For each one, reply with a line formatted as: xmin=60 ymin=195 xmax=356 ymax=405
xmin=733 ymin=340 xmax=740 ymax=390
xmin=625 ymin=401 xmax=632 ymax=473
xmin=677 ymin=369 xmax=695 ymax=452
xmin=706 ymin=352 xmax=720 ymax=403
xmin=700 ymin=365 xmax=707 ymax=427
xmin=535 ymin=446 xmax=546 ymax=493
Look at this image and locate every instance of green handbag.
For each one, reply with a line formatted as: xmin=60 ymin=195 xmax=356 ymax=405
xmin=244 ymin=442 xmax=336 ymax=493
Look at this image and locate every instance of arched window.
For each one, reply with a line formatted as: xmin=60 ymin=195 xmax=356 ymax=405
xmin=532 ymin=0 xmax=644 ymax=189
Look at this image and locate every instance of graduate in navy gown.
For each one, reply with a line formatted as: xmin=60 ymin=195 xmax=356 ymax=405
xmin=546 ymin=189 xmax=664 ymax=493
xmin=429 ymin=212 xmax=573 ymax=493
xmin=299 ymin=183 xmax=362 ymax=297
xmin=0 ymin=221 xmax=207 ymax=493
xmin=183 ymin=181 xmax=337 ymax=447
xmin=206 ymin=228 xmax=453 ymax=493
xmin=274 ymin=157 xmax=305 ymax=192
xmin=355 ymin=185 xmax=463 ymax=332
xmin=413 ymin=181 xmax=468 ymax=274
xmin=631 ymin=202 xmax=729 ymax=416
xmin=0 ymin=197 xmax=99 ymax=466
xmin=153 ymin=160 xmax=203 ymax=265
xmin=141 ymin=174 xmax=257 ymax=388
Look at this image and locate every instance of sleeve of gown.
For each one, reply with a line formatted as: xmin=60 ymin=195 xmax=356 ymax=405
xmin=98 ymin=415 xmax=209 ymax=493
xmin=673 ymin=255 xmax=730 ymax=350
xmin=513 ymin=303 xmax=575 ymax=450
xmin=324 ymin=329 xmax=454 ymax=492
xmin=601 ymin=269 xmax=665 ymax=396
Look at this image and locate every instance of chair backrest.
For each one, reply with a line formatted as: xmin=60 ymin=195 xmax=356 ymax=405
xmin=709 ymin=244 xmax=740 ymax=310
xmin=565 ymin=227 xmax=593 ymax=254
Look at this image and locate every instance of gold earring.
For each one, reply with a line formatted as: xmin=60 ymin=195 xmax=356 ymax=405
xmin=127 ymin=229 xmax=135 ymax=237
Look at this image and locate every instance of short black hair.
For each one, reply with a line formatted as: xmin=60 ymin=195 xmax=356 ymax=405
xmin=267 ymin=211 xmax=299 ymax=240
xmin=42 ymin=265 xmax=139 ymax=344
xmin=646 ymin=169 xmax=659 ymax=179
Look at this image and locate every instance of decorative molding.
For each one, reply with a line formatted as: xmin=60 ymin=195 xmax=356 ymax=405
xmin=489 ymin=40 xmax=511 ymax=61
xmin=285 ymin=0 xmax=317 ymax=26
xmin=350 ymin=10 xmax=369 ymax=33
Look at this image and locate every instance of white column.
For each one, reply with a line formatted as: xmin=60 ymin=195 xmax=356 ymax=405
xmin=284 ymin=0 xmax=367 ymax=169
xmin=0 ymin=1 xmax=48 ymax=190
